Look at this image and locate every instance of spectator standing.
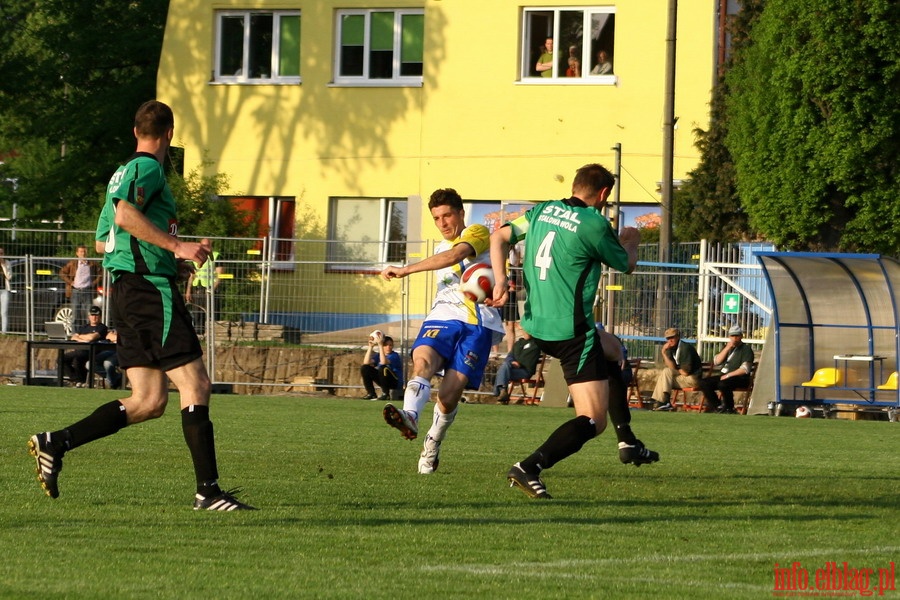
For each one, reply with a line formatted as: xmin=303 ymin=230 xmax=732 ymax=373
xmin=501 ymin=242 xmax=524 ymax=354
xmin=0 ymin=247 xmax=10 ymax=334
xmin=536 ymin=37 xmax=555 ymax=77
xmin=185 ymin=238 xmax=224 ymax=321
xmin=59 ymin=245 xmax=102 ymax=327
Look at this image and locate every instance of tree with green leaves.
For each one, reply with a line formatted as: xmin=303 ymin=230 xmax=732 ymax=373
xmin=726 ymin=0 xmax=900 ymax=254
xmin=168 ymin=153 xmax=258 ymax=240
xmin=0 ymin=0 xmax=168 ymax=225
xmin=673 ymin=0 xmax=764 ymax=244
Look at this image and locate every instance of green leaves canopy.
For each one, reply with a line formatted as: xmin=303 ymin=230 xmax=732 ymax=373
xmin=0 ymin=0 xmax=168 ymax=227
xmin=725 ymin=0 xmax=900 ymax=253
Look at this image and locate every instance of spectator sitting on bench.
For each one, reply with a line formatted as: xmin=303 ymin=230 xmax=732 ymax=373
xmin=493 ymin=330 xmax=541 ymax=404
xmin=652 ymin=327 xmax=702 ymax=411
xmin=61 ymin=306 xmax=108 ymax=386
xmin=699 ymin=325 xmax=754 ymax=414
xmin=93 ymin=329 xmax=122 ymax=390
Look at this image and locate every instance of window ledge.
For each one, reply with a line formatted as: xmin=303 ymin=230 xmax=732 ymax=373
xmin=210 ymin=79 xmax=302 ymax=86
xmin=515 ymin=76 xmax=618 ymax=86
xmin=329 ymin=80 xmax=424 ymax=89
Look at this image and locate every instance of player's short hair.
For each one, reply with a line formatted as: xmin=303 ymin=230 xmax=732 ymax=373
xmin=428 ymin=188 xmax=464 ymax=212
xmin=573 ymin=163 xmax=616 ymax=196
xmin=134 ymin=100 xmax=174 ymax=139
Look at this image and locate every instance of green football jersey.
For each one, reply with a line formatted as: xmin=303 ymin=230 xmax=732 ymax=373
xmin=98 ymin=153 xmax=179 ymax=278
xmin=509 ymin=198 xmax=630 ymax=341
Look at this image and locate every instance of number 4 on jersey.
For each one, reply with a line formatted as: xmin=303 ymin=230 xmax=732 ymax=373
xmin=534 ymin=231 xmax=556 ymax=280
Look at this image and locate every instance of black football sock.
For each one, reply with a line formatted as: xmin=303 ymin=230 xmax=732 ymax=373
xmin=606 ymin=375 xmax=638 ymax=444
xmin=520 ymin=415 xmax=597 ymax=472
xmin=181 ymin=405 xmax=221 ymax=497
xmin=56 ymin=401 xmax=128 ymax=451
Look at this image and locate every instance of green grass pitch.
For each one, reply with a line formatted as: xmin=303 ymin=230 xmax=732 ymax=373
xmin=0 ymin=387 xmax=897 ymax=599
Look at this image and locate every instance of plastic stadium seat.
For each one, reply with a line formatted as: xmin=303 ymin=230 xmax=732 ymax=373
xmin=800 ymin=368 xmax=841 ymax=388
xmin=877 ymin=371 xmax=898 ymax=391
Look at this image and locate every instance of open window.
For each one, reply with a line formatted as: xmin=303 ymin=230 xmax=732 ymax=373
xmin=521 ymin=7 xmax=616 ymax=83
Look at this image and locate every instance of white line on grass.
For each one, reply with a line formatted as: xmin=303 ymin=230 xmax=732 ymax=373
xmin=421 ymin=545 xmax=900 ymax=581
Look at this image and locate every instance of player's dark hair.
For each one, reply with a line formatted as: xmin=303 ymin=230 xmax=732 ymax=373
xmin=383 ymin=336 xmax=394 ymax=345
xmin=572 ymin=163 xmax=615 ymax=196
xmin=428 ymin=188 xmax=464 ymax=212
xmin=134 ymin=100 xmax=174 ymax=139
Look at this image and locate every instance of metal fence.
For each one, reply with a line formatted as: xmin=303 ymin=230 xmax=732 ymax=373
xmin=2 ymin=227 xmax=775 ymax=391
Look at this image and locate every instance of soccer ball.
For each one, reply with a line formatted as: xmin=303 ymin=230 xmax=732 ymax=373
xmin=369 ymin=329 xmax=383 ymax=343
xmin=459 ymin=262 xmax=495 ymax=304
xmin=795 ymin=405 xmax=812 ymax=418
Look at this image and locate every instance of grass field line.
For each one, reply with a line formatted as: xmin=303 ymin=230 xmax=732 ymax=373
xmin=420 ymin=545 xmax=900 ymax=576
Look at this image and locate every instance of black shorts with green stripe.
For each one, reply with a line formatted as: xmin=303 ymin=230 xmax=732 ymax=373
xmin=112 ymin=272 xmax=203 ymax=371
xmin=534 ymin=329 xmax=608 ymax=385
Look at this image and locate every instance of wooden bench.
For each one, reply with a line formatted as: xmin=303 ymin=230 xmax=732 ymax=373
xmin=671 ymin=362 xmax=757 ymax=414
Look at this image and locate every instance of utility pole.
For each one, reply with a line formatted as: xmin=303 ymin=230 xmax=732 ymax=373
xmin=604 ymin=143 xmax=622 ymax=333
xmin=660 ymin=0 xmax=676 ymax=263
xmin=656 ymin=0 xmax=677 ymax=336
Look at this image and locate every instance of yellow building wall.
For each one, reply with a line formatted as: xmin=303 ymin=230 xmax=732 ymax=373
xmin=158 ymin=0 xmax=716 ymax=318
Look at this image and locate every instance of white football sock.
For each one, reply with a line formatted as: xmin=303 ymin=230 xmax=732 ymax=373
xmin=427 ymin=403 xmax=459 ymax=442
xmin=402 ymin=376 xmax=431 ymax=420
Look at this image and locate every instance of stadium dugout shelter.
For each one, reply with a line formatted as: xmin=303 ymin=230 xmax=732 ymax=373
xmin=747 ymin=252 xmax=899 ymax=418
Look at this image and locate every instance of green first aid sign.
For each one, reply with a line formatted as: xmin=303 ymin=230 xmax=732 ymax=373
xmin=722 ymin=293 xmax=741 ymax=314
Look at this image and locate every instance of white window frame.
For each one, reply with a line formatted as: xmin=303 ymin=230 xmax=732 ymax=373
xmin=332 ymin=8 xmax=424 ymax=87
xmin=327 ymin=197 xmax=408 ymax=272
xmin=519 ymin=6 xmax=617 ymax=85
xmin=213 ymin=10 xmax=301 ymax=85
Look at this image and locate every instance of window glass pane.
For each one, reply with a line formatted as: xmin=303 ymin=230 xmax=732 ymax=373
xmin=559 ymin=11 xmax=584 ymax=78
xmin=279 ymin=15 xmax=301 ymax=77
xmin=589 ymin=13 xmax=615 ymax=75
xmin=370 ymin=12 xmax=394 ymax=51
xmin=386 ymin=201 xmax=408 ymax=263
xmin=342 ymin=14 xmax=364 ymax=45
xmin=220 ymin=15 xmax=245 ymax=76
xmin=369 ymin=12 xmax=394 ymax=78
xmin=340 ymin=15 xmax=364 ymax=76
xmin=525 ymin=11 xmax=554 ymax=78
xmin=400 ymin=14 xmax=424 ymax=76
xmin=331 ymin=199 xmax=380 ymax=263
xmin=248 ymin=14 xmax=273 ymax=78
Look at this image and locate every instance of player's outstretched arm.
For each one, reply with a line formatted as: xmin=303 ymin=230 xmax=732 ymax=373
xmin=381 ymin=243 xmax=473 ymax=281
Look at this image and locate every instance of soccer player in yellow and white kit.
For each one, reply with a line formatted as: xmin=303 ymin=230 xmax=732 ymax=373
xmin=380 ymin=188 xmax=504 ymax=474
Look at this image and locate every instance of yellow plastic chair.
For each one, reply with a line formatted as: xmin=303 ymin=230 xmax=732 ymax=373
xmin=877 ymin=371 xmax=898 ymax=390
xmin=801 ymin=368 xmax=841 ymax=388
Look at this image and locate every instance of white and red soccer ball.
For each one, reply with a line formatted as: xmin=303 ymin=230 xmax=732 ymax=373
xmin=459 ymin=262 xmax=495 ymax=304
xmin=369 ymin=329 xmax=383 ymax=343
xmin=795 ymin=405 xmax=812 ymax=419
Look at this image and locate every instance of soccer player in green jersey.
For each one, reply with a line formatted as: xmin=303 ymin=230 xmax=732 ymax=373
xmin=28 ymin=100 xmax=255 ymax=510
xmin=488 ymin=163 xmax=659 ymax=499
